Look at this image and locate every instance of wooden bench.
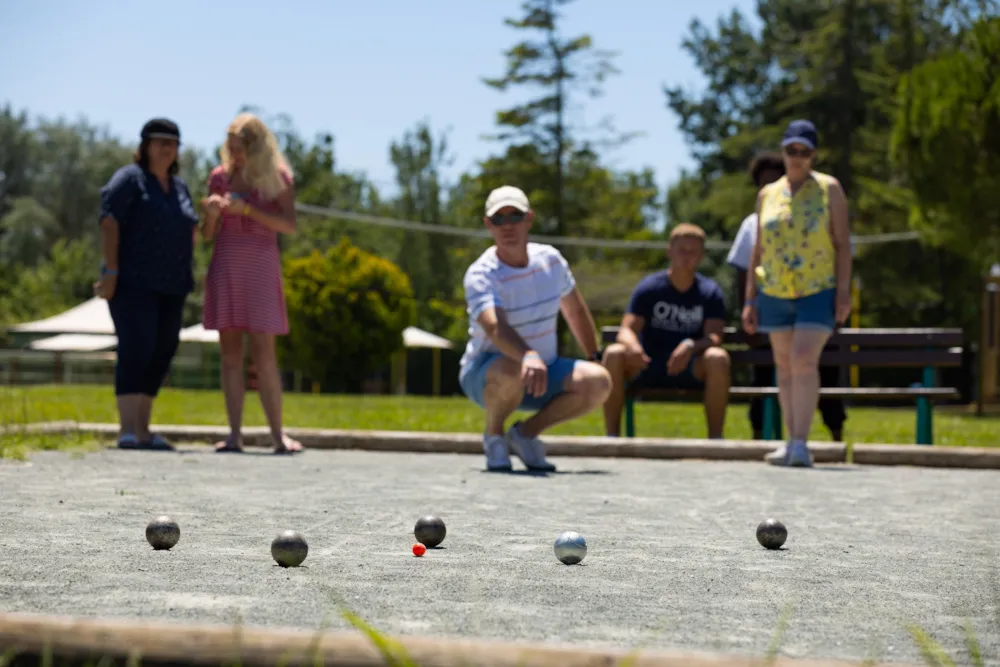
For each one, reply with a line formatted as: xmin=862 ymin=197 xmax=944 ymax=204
xmin=599 ymin=326 xmax=964 ymax=445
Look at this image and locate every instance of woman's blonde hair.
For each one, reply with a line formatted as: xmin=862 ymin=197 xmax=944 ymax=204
xmin=219 ymin=113 xmax=291 ymax=201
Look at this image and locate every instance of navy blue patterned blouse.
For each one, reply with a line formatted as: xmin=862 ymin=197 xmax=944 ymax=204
xmin=98 ymin=164 xmax=199 ymax=295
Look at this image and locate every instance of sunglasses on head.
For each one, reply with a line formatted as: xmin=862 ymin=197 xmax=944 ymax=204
xmin=489 ymin=211 xmax=527 ymax=226
xmin=784 ymin=145 xmax=814 ymax=158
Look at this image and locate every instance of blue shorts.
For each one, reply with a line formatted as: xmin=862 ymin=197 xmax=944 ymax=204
xmin=459 ymin=352 xmax=579 ymax=411
xmin=757 ymin=287 xmax=836 ymax=333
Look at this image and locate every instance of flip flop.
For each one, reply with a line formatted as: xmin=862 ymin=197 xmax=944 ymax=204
xmin=272 ymin=433 xmax=304 ymax=455
xmin=117 ymin=433 xmax=141 ymax=449
xmin=215 ymin=436 xmax=244 ymax=453
xmin=142 ymin=434 xmax=176 ymax=451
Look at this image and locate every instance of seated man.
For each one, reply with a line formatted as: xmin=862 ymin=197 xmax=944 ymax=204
xmin=602 ymin=223 xmax=731 ymax=438
xmin=458 ymin=185 xmax=612 ymax=472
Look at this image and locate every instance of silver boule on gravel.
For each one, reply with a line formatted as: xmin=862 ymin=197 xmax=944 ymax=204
xmin=271 ymin=530 xmax=308 ymax=567
xmin=553 ymin=530 xmax=587 ymax=565
xmin=145 ymin=515 xmax=180 ymax=551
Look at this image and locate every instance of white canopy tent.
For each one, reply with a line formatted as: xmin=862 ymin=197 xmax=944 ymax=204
xmin=392 ymin=326 xmax=455 ymax=396
xmin=179 ymin=323 xmax=219 ymax=343
xmin=10 ymin=298 xmax=456 ymax=395
xmin=27 ymin=333 xmax=117 ymax=352
xmin=402 ymin=326 xmax=452 ymax=350
xmin=10 ymin=297 xmax=115 ymax=335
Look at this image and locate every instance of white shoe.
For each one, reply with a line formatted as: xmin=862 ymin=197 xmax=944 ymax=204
xmin=787 ymin=439 xmax=814 ymax=467
xmin=764 ymin=443 xmax=789 ymax=465
xmin=483 ymin=434 xmax=512 ymax=472
xmin=507 ymin=422 xmax=557 ymax=472
xmin=765 ymin=440 xmax=813 ymax=467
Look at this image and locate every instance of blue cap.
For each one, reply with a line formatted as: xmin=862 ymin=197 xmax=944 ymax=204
xmin=782 ymin=119 xmax=818 ymax=150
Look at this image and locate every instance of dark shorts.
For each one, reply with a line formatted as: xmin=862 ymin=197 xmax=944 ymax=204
xmin=630 ymin=356 xmax=703 ymax=391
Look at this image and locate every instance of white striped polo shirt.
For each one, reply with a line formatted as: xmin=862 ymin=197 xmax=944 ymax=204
xmin=460 ymin=242 xmax=576 ymax=376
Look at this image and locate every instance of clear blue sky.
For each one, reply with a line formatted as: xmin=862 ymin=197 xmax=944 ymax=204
xmin=1 ymin=0 xmax=757 ymax=200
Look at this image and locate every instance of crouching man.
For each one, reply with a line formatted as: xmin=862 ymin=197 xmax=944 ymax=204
xmin=459 ymin=185 xmax=612 ymax=472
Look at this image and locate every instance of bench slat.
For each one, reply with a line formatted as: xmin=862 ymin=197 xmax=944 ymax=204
xmin=628 ymin=387 xmax=960 ymax=400
xmin=601 ymin=326 xmax=964 ymax=347
xmin=727 ymin=349 xmax=963 ymax=367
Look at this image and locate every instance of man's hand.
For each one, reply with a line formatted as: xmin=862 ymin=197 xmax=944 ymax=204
xmin=625 ymin=346 xmax=651 ymax=371
xmin=521 ymin=351 xmax=548 ymax=397
xmin=667 ymin=339 xmax=694 ymax=375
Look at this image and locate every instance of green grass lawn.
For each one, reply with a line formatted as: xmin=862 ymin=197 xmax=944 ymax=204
xmin=2 ymin=383 xmax=997 ymax=450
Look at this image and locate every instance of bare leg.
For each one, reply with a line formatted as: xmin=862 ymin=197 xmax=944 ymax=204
xmin=692 ymin=347 xmax=731 ymax=439
xmin=519 ymin=361 xmax=612 ymax=438
xmin=482 ymin=357 xmax=527 ymax=436
xmin=600 ymin=343 xmax=645 ymax=436
xmin=136 ymin=395 xmax=153 ymax=442
xmin=766 ymin=331 xmax=795 ymax=438
xmin=788 ymin=328 xmax=831 ymax=441
xmin=248 ymin=332 xmax=301 ymax=452
xmin=116 ymin=394 xmax=142 ymax=438
xmin=217 ymin=330 xmax=246 ymax=450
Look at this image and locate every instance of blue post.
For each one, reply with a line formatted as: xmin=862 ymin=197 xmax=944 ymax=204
xmin=915 ymin=365 xmax=936 ymax=445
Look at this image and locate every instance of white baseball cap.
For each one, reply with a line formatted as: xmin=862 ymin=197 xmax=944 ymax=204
xmin=485 ymin=185 xmax=530 ymax=216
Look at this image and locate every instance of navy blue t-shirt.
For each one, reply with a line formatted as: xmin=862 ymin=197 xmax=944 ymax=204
xmin=626 ymin=271 xmax=726 ymax=359
xmin=98 ymin=164 xmax=198 ymax=295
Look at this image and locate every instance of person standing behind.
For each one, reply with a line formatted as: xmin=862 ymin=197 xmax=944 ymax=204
xmin=742 ymin=120 xmax=853 ymax=467
xmin=459 ymin=185 xmax=612 ymax=473
xmin=727 ymin=151 xmax=847 ymax=441
xmin=95 ymin=118 xmax=199 ymax=451
xmin=602 ymin=223 xmax=731 ymax=439
xmin=200 ymin=113 xmax=302 ymax=455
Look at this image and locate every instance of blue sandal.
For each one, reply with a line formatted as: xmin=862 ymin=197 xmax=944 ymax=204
xmin=117 ymin=433 xmax=141 ymax=449
xmin=142 ymin=434 xmax=176 ymax=451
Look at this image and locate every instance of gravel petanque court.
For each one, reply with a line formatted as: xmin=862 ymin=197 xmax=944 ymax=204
xmin=0 ymin=445 xmax=998 ymax=666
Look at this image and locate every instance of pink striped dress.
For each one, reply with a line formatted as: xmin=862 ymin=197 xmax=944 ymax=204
xmin=202 ymin=166 xmax=290 ymax=335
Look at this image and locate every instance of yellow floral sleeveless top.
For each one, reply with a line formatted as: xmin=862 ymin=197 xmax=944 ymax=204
xmin=756 ymin=172 xmax=837 ymax=299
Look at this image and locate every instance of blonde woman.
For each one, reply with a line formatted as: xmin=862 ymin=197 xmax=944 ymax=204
xmin=200 ymin=113 xmax=302 ymax=455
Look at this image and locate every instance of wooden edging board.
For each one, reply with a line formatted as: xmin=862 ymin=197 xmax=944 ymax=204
xmin=6 ymin=422 xmax=1000 ymax=470
xmin=0 ymin=611 xmax=919 ymax=667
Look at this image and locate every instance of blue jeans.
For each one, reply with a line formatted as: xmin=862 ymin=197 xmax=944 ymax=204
xmin=460 ymin=352 xmax=579 ymax=411
xmin=757 ymin=288 xmax=836 ymax=334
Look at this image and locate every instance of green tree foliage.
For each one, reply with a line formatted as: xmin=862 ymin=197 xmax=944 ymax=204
xmin=278 ymin=238 xmax=417 ymax=392
xmin=482 ymin=0 xmax=637 ymax=240
xmin=890 ymin=15 xmax=1000 ymax=266
xmin=662 ymin=0 xmax=991 ymax=330
xmin=389 ymin=119 xmax=454 ymax=304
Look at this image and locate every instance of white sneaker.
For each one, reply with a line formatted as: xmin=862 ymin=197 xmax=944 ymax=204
xmin=506 ymin=422 xmax=557 ymax=472
xmin=764 ymin=440 xmax=813 ymax=467
xmin=483 ymin=434 xmax=512 ymax=472
xmin=764 ymin=443 xmax=789 ymax=465
xmin=787 ymin=439 xmax=814 ymax=467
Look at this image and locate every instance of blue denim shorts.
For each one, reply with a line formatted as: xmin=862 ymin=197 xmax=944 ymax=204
xmin=757 ymin=287 xmax=836 ymax=333
xmin=459 ymin=352 xmax=579 ymax=411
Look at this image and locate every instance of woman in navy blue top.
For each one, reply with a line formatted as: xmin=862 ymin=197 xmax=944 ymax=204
xmin=94 ymin=118 xmax=200 ymax=450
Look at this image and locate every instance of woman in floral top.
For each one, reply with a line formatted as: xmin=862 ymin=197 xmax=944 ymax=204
xmin=741 ymin=120 xmax=852 ymax=468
